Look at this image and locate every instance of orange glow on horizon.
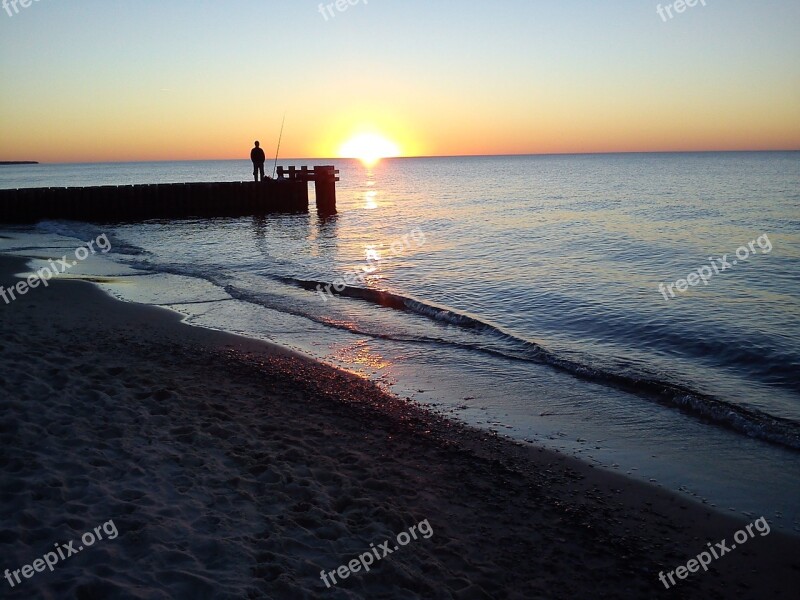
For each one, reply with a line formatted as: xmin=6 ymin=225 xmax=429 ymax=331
xmin=1 ymin=97 xmax=798 ymax=164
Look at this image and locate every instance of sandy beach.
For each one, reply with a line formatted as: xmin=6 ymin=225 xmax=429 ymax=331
xmin=1 ymin=251 xmax=798 ymax=599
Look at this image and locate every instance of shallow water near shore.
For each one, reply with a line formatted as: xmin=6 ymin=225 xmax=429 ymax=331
xmin=2 ymin=152 xmax=799 ymax=533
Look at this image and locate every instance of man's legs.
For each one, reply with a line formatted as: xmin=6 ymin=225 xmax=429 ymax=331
xmin=254 ymin=164 xmax=265 ymax=181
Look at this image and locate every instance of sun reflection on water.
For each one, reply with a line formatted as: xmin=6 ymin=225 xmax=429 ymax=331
xmin=334 ymin=340 xmax=391 ymax=371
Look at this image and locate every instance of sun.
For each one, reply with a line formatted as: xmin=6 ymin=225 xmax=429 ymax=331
xmin=338 ymin=133 xmax=400 ymax=166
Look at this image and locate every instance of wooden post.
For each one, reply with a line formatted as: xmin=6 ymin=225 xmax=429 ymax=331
xmin=313 ymin=165 xmax=339 ymax=215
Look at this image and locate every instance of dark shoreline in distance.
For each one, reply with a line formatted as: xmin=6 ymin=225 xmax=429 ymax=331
xmin=0 ymin=161 xmax=38 ymax=165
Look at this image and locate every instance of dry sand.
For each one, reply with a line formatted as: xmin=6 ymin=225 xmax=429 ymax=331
xmin=0 ymin=253 xmax=798 ymax=599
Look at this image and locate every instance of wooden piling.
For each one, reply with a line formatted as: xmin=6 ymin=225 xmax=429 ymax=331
xmin=313 ymin=166 xmax=339 ymax=216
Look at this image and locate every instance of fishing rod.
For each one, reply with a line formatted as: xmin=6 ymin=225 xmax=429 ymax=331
xmin=272 ymin=113 xmax=286 ymax=179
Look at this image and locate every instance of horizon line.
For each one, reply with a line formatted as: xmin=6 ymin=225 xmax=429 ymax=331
xmin=4 ymin=148 xmax=799 ymax=165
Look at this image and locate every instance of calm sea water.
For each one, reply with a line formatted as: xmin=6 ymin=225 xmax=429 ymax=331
xmin=2 ymin=153 xmax=799 ymax=531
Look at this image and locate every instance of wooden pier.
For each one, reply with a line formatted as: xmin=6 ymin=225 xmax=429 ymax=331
xmin=276 ymin=165 xmax=339 ymax=215
xmin=0 ymin=165 xmax=339 ymax=223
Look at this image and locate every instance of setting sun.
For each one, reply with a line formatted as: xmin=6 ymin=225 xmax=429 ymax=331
xmin=338 ymin=133 xmax=401 ymax=166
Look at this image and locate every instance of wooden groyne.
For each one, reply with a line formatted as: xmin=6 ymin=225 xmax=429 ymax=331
xmin=0 ymin=165 xmax=339 ymax=223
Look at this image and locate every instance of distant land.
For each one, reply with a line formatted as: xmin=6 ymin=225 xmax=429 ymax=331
xmin=0 ymin=161 xmax=38 ymax=165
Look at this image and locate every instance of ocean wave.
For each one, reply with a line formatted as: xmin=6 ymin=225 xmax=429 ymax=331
xmin=273 ymin=275 xmax=800 ymax=451
xmin=35 ymin=220 xmax=147 ymax=256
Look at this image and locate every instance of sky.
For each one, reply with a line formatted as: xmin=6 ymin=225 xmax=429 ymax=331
xmin=0 ymin=0 xmax=798 ymax=163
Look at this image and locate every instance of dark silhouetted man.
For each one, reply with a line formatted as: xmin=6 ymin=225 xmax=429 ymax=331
xmin=251 ymin=141 xmax=266 ymax=181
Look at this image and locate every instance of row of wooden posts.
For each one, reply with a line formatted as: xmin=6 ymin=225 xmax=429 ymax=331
xmin=0 ymin=165 xmax=339 ymax=223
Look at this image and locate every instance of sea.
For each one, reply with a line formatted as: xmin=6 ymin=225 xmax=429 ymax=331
xmin=1 ymin=153 xmax=799 ymax=533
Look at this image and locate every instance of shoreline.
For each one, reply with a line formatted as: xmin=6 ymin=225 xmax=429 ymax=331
xmin=1 ymin=252 xmax=798 ymax=598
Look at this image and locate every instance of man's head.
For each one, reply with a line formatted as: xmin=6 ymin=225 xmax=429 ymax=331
xmin=254 ymin=141 xmax=260 ymax=147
